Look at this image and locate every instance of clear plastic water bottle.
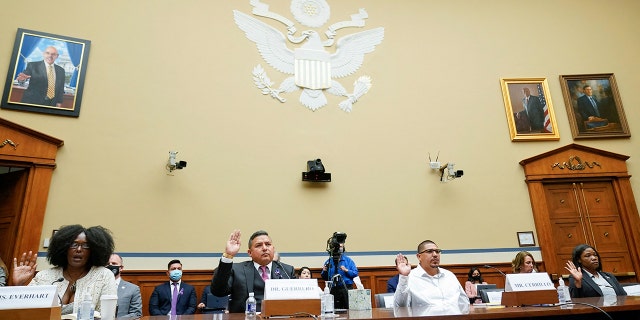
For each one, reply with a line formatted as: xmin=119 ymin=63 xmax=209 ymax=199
xmin=245 ymin=292 xmax=257 ymax=320
xmin=77 ymin=293 xmax=93 ymax=320
xmin=557 ymin=278 xmax=567 ymax=304
xmin=562 ymin=278 xmax=571 ymax=302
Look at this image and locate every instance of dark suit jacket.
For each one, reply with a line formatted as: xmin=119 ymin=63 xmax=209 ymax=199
xmin=116 ymin=279 xmax=143 ymax=318
xmin=148 ymin=281 xmax=197 ymax=315
xmin=211 ymin=260 xmax=295 ymax=313
xmin=523 ymin=95 xmax=545 ymax=131
xmin=20 ymin=60 xmax=66 ymax=106
xmin=577 ymin=94 xmax=600 ymax=120
xmin=387 ymin=274 xmax=400 ymax=293
xmin=568 ymin=270 xmax=627 ymax=298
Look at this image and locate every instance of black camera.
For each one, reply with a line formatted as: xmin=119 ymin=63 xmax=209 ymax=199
xmin=307 ymin=159 xmax=325 ymax=173
xmin=176 ymin=160 xmax=187 ymax=169
xmin=326 ymin=232 xmax=347 ymax=258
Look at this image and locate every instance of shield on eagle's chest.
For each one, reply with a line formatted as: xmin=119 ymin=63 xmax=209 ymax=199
xmin=294 ymin=48 xmax=331 ymax=90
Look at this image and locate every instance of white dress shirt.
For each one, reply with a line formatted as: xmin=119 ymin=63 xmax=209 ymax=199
xmin=394 ymin=266 xmax=469 ymax=314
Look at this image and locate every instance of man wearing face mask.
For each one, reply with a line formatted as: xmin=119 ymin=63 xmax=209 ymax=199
xmin=149 ymin=259 xmax=197 ymax=315
xmin=106 ymin=254 xmax=142 ymax=318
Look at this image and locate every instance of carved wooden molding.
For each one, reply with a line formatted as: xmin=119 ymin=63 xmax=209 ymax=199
xmin=551 ymin=155 xmax=601 ymax=170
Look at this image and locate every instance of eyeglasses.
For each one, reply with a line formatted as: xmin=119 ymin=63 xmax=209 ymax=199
xmin=69 ymin=242 xmax=90 ymax=250
xmin=418 ymin=249 xmax=442 ymax=255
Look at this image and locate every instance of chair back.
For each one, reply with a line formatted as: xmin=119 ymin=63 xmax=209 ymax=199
xmin=374 ymin=293 xmax=394 ymax=308
xmin=203 ymin=294 xmax=229 ymax=314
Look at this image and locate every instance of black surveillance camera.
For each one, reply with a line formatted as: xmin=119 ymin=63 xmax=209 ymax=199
xmin=307 ymin=159 xmax=325 ymax=173
xmin=302 ymin=158 xmax=331 ymax=182
xmin=455 ymin=170 xmax=463 ymax=178
xmin=176 ymin=161 xmax=187 ymax=169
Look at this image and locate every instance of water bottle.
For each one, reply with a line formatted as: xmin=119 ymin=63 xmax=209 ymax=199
xmin=557 ymin=278 xmax=567 ymax=304
xmin=321 ymin=283 xmax=335 ymax=318
xmin=245 ymin=292 xmax=257 ymax=320
xmin=77 ymin=293 xmax=93 ymax=320
xmin=562 ymin=278 xmax=571 ymax=302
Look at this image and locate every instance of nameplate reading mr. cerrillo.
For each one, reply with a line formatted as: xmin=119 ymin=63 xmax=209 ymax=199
xmin=264 ymin=279 xmax=321 ymax=300
xmin=0 ymin=285 xmax=58 ymax=309
xmin=505 ymin=273 xmax=555 ymax=292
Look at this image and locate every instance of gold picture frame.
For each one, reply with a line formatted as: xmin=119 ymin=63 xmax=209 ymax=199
xmin=559 ymin=73 xmax=630 ymax=139
xmin=500 ymin=78 xmax=559 ymax=141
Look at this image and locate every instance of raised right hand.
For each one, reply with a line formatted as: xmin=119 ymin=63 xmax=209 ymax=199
xmin=225 ymin=230 xmax=241 ymax=256
xmin=395 ymin=253 xmax=411 ymax=276
xmin=12 ymin=251 xmax=37 ymax=285
xmin=564 ymin=260 xmax=582 ymax=287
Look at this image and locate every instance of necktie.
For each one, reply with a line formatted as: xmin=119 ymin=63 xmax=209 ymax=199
xmin=171 ymin=283 xmax=178 ymax=316
xmin=46 ymin=65 xmax=55 ymax=99
xmin=260 ymin=265 xmax=269 ymax=281
xmin=590 ymin=97 xmax=600 ymax=116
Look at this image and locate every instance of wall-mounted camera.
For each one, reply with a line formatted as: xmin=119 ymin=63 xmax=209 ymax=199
xmin=302 ymin=158 xmax=331 ymax=182
xmin=428 ymin=152 xmax=464 ymax=182
xmin=440 ymin=162 xmax=463 ymax=182
xmin=167 ymin=151 xmax=187 ymax=174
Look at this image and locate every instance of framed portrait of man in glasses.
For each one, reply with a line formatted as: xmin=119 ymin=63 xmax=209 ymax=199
xmin=1 ymin=28 xmax=91 ymax=117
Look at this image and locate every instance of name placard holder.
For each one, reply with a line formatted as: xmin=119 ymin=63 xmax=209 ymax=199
xmin=502 ymin=273 xmax=557 ymax=306
xmin=501 ymin=290 xmax=557 ymax=306
xmin=262 ymin=299 xmax=321 ymax=318
xmin=262 ymin=279 xmax=321 ymax=317
xmin=0 ymin=306 xmax=61 ymax=320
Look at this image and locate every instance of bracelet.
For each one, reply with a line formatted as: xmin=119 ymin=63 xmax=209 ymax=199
xmin=222 ymin=253 xmax=234 ymax=259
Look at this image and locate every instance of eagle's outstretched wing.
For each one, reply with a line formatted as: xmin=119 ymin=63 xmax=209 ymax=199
xmin=233 ymin=10 xmax=295 ymax=74
xmin=330 ymin=27 xmax=384 ymax=78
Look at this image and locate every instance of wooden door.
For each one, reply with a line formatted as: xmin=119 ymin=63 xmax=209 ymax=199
xmin=544 ymin=181 xmax=633 ymax=275
xmin=520 ymin=144 xmax=640 ymax=282
xmin=0 ymin=168 xmax=29 ymax=266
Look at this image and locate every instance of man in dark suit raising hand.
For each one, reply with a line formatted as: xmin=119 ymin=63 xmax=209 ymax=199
xmin=211 ymin=230 xmax=295 ymax=313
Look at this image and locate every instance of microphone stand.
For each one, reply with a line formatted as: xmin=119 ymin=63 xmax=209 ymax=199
xmin=483 ymin=265 xmax=507 ymax=277
xmin=51 ymin=277 xmax=64 ymax=306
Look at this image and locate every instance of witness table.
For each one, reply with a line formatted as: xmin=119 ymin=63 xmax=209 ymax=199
xmin=135 ymin=296 xmax=640 ymax=320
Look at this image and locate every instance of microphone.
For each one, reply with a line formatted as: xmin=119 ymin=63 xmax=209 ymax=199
xmin=483 ymin=265 xmax=507 ymax=277
xmin=51 ymin=277 xmax=64 ymax=306
xmin=273 ymin=261 xmax=291 ymax=279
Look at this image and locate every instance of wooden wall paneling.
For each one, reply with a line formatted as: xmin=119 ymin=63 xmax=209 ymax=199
xmin=122 ymin=263 xmax=521 ymax=315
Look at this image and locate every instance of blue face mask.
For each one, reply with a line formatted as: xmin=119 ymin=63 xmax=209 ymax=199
xmin=169 ymin=270 xmax=182 ymax=281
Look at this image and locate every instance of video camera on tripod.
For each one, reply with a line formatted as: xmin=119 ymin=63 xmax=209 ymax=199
xmin=326 ymin=232 xmax=347 ymax=259
xmin=325 ymin=232 xmax=349 ymax=310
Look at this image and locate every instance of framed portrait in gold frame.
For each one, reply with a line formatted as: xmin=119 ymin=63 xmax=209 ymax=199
xmin=500 ymin=78 xmax=559 ymax=141
xmin=559 ymin=73 xmax=630 ymax=139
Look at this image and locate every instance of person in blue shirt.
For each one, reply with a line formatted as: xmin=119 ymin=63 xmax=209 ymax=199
xmin=321 ymin=243 xmax=359 ymax=289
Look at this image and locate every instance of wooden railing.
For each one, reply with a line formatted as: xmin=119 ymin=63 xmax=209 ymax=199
xmin=122 ymin=263 xmax=522 ymax=317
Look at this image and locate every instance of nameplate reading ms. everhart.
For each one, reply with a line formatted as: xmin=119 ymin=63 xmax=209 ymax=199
xmin=264 ymin=279 xmax=321 ymax=300
xmin=0 ymin=285 xmax=58 ymax=309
